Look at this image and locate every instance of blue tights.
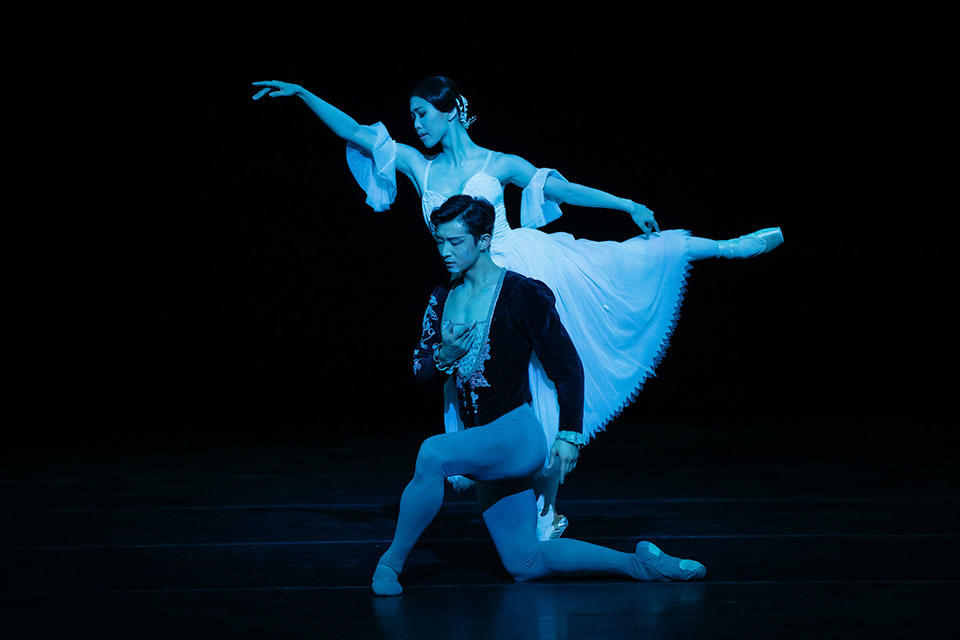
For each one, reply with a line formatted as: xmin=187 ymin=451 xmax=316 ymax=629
xmin=375 ymin=405 xmax=703 ymax=591
xmin=378 ymin=404 xmax=549 ymax=576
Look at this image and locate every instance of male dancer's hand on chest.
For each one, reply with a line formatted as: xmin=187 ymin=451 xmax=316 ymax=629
xmin=438 ymin=322 xmax=475 ymax=365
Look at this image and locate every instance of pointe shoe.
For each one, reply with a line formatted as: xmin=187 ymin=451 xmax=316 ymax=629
xmin=549 ymin=514 xmax=569 ymax=540
xmin=718 ymin=227 xmax=784 ymax=259
xmin=536 ymin=504 xmax=570 ymax=541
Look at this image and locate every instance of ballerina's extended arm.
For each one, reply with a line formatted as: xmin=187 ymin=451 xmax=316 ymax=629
xmin=499 ymin=153 xmax=660 ymax=233
xmin=251 ymin=81 xmax=422 ymax=184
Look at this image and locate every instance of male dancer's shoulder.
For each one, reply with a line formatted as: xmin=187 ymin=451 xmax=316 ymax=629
xmin=423 ymin=284 xmax=451 ymax=315
xmin=503 ymin=271 xmax=556 ymax=308
xmin=417 ymin=284 xmax=451 ymax=335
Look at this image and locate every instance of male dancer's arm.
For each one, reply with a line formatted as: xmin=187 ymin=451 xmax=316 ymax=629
xmin=513 ymin=278 xmax=585 ymax=435
xmin=412 ymin=286 xmax=473 ymax=382
xmin=513 ymin=278 xmax=585 ymax=482
xmin=412 ymin=287 xmax=446 ymax=382
xmin=411 ymin=285 xmax=475 ymax=493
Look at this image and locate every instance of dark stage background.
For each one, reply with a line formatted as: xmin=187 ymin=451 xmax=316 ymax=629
xmin=6 ymin=5 xmax=956 ymax=452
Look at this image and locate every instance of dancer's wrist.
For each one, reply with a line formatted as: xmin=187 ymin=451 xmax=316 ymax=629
xmin=557 ymin=430 xmax=586 ymax=449
xmin=433 ymin=343 xmax=459 ymax=373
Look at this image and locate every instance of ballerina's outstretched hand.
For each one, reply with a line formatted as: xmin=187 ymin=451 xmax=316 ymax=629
xmin=251 ymin=80 xmax=302 ymax=100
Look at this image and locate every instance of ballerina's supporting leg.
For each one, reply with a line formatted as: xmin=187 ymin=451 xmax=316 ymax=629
xmin=532 ymin=465 xmax=568 ymax=540
xmin=483 ymin=490 xmax=706 ymax=582
xmin=687 ymin=227 xmax=784 ymax=261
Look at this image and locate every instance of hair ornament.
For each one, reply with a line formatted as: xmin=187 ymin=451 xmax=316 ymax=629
xmin=458 ymin=94 xmax=477 ymax=130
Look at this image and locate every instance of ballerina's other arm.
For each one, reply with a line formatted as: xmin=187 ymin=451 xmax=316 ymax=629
xmin=498 ymin=153 xmax=660 ymax=233
xmin=251 ymin=81 xmax=423 ymax=187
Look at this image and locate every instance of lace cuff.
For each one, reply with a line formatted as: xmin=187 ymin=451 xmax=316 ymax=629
xmin=557 ymin=430 xmax=587 ymax=448
xmin=520 ymin=168 xmax=566 ymax=228
xmin=345 ymin=122 xmax=397 ymax=212
xmin=433 ymin=342 xmax=459 ymax=374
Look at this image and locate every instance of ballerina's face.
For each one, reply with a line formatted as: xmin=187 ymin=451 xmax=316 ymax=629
xmin=410 ymin=96 xmax=453 ymax=149
xmin=434 ymin=217 xmax=490 ymax=276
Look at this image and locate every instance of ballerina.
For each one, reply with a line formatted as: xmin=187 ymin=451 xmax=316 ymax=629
xmin=251 ymin=76 xmax=783 ymax=536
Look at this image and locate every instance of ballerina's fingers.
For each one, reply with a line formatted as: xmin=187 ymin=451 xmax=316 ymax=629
xmin=631 ymin=204 xmax=659 ymax=235
xmin=251 ymin=81 xmax=295 ymax=100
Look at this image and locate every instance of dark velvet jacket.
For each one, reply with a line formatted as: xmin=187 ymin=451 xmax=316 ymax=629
xmin=413 ymin=270 xmax=584 ymax=432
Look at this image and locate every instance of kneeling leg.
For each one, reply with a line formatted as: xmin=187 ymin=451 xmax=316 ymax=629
xmin=482 ymin=490 xmax=706 ymax=582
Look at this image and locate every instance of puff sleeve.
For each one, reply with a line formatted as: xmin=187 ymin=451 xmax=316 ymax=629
xmin=520 ymin=168 xmax=567 ymax=228
xmin=345 ymin=122 xmax=397 ymax=212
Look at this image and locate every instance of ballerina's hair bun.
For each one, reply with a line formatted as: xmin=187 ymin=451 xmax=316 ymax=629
xmin=411 ymin=76 xmax=476 ymax=129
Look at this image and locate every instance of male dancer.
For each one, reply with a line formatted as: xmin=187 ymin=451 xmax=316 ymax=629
xmin=372 ymin=195 xmax=706 ymax=596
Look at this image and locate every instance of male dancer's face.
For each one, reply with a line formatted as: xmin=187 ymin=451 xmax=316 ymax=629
xmin=434 ymin=217 xmax=489 ymax=277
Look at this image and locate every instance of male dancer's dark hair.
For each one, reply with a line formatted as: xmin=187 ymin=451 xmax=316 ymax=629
xmin=430 ymin=194 xmax=495 ymax=241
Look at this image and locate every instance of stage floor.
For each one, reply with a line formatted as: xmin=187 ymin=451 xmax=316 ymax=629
xmin=2 ymin=419 xmax=957 ymax=638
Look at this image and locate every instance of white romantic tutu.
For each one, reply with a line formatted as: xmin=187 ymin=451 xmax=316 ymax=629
xmin=348 ymin=123 xmax=692 ymax=448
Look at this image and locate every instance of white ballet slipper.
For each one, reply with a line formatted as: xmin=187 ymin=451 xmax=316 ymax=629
xmin=446 ymin=475 xmax=475 ymax=492
xmin=718 ymin=227 xmax=784 ymax=259
xmin=549 ymin=514 xmax=568 ymax=539
xmin=536 ymin=500 xmax=569 ymax=541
